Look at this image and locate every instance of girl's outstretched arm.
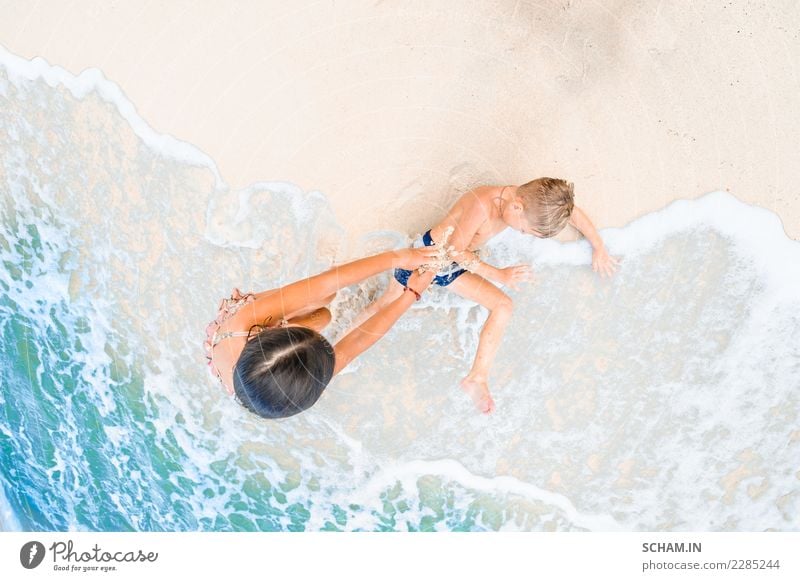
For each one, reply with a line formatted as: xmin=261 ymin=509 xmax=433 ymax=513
xmin=249 ymin=247 xmax=438 ymax=324
xmin=332 ymin=270 xmax=434 ymax=375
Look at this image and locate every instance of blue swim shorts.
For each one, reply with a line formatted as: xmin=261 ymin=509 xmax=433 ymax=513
xmin=393 ymin=230 xmax=467 ymax=288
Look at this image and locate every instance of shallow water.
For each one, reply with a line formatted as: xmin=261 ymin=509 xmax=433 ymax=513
xmin=1 ymin=45 xmax=798 ymax=532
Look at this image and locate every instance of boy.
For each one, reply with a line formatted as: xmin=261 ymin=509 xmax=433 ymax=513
xmin=355 ymin=178 xmax=620 ymax=413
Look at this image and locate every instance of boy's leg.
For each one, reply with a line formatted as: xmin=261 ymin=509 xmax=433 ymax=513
xmin=446 ymin=272 xmax=514 ymax=414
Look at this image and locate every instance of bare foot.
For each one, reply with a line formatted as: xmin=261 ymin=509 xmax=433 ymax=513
xmin=459 ymin=375 xmax=495 ymax=414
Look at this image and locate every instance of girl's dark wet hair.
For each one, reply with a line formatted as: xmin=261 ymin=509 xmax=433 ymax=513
xmin=232 ymin=325 xmax=335 ymax=419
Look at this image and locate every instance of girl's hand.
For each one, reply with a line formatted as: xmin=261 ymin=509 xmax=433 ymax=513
xmin=499 ymin=264 xmax=534 ymax=290
xmin=406 ymin=269 xmax=435 ymax=295
xmin=591 ymin=246 xmax=621 ymax=278
xmin=392 ymin=247 xmax=441 ymax=270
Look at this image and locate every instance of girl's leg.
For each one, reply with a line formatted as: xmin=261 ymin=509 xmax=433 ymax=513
xmin=446 ymin=272 xmax=514 ymax=414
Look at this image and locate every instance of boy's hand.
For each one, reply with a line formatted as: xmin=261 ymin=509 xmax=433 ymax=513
xmin=499 ymin=264 xmax=534 ymax=290
xmin=392 ymin=247 xmax=440 ymax=270
xmin=592 ymin=246 xmax=621 ymax=278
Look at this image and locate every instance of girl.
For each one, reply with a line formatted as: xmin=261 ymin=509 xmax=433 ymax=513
xmin=205 ymin=248 xmax=437 ymax=419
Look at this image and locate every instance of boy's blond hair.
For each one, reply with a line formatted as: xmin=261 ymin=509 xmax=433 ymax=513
xmin=516 ymin=177 xmax=575 ymax=238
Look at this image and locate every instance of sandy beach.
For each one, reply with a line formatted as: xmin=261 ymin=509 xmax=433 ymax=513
xmin=1 ymin=0 xmax=797 ymax=249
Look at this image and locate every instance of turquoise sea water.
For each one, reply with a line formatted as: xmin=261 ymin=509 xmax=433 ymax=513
xmin=1 ymin=46 xmax=798 ymax=532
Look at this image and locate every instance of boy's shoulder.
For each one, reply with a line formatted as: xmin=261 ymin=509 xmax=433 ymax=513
xmin=457 ymin=185 xmax=504 ymax=216
xmin=467 ymin=184 xmax=498 ymax=197
xmin=457 ymin=185 xmax=498 ymax=207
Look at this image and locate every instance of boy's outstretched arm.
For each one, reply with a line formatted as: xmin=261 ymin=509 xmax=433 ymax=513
xmin=449 ymin=251 xmax=533 ymax=290
xmin=442 ymin=197 xmax=533 ymax=289
xmin=569 ymin=206 xmax=621 ymax=277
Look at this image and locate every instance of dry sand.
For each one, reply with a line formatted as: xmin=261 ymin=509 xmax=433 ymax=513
xmin=2 ymin=0 xmax=798 ymax=249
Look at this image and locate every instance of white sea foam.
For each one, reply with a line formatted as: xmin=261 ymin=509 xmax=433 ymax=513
xmin=0 ymin=481 xmax=22 ymax=531
xmin=0 ymin=43 xmax=224 ymax=189
xmin=355 ymin=458 xmax=623 ymax=531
